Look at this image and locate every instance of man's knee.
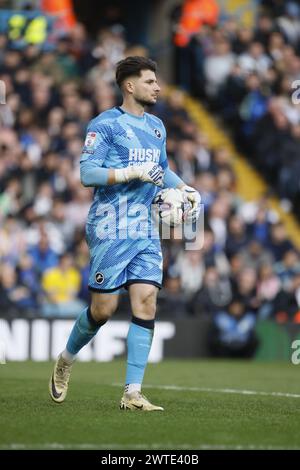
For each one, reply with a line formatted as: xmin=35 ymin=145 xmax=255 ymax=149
xmin=141 ymin=290 xmax=157 ymax=313
xmin=90 ymin=294 xmax=118 ymax=322
xmin=130 ymin=285 xmax=158 ymax=318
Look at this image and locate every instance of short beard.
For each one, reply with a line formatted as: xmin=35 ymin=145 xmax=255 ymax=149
xmin=135 ymin=97 xmax=155 ymax=107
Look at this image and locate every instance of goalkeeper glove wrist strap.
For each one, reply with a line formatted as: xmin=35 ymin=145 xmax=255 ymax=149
xmin=115 ymin=167 xmax=133 ymax=183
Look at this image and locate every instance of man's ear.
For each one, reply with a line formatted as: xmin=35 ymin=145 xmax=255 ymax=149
xmin=125 ymin=79 xmax=134 ymax=94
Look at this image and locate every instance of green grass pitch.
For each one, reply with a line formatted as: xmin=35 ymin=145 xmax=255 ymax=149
xmin=1 ymin=359 xmax=300 ymax=450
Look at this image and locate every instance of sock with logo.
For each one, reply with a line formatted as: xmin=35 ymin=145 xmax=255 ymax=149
xmin=64 ymin=307 xmax=107 ymax=357
xmin=125 ymin=316 xmax=154 ymax=393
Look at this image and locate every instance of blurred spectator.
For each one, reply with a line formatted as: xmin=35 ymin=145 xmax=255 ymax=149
xmin=240 ymin=240 xmax=274 ymax=271
xmin=28 ymin=232 xmax=58 ymax=275
xmin=225 ymin=213 xmax=249 ymax=259
xmin=273 ymin=272 xmax=300 ymax=322
xmin=256 ymin=263 xmax=281 ymax=318
xmin=204 ymin=38 xmax=235 ymax=98
xmin=189 ymin=266 xmax=232 ymax=316
xmin=208 ymin=298 xmax=259 ymax=358
xmin=41 ymin=252 xmax=86 ymax=317
xmin=274 ymin=249 xmax=300 ymax=288
xmin=0 ymin=262 xmax=36 ymax=313
xmin=172 ymin=249 xmax=205 ymax=298
xmin=267 ymin=222 xmax=295 ymax=261
xmin=232 ymin=267 xmax=260 ymax=313
xmin=277 ymin=2 xmax=300 ymax=48
xmin=17 ymin=253 xmax=40 ymax=309
xmin=159 ymin=276 xmax=187 ymax=317
xmin=0 ymin=215 xmax=27 ymax=264
xmin=238 ymin=42 xmax=272 ymax=76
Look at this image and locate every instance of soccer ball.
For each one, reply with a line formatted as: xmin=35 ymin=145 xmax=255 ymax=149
xmin=152 ymin=188 xmax=191 ymax=227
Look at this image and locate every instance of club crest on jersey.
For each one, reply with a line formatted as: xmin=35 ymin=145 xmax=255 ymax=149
xmin=154 ymin=129 xmax=161 ymax=139
xmin=126 ymin=128 xmax=134 ymax=139
xmin=95 ymin=272 xmax=104 ymax=284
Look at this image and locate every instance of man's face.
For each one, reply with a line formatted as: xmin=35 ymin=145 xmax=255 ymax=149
xmin=128 ymin=69 xmax=160 ymax=106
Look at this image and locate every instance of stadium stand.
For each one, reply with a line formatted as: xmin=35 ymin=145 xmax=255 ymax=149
xmin=173 ymin=0 xmax=300 ymax=218
xmin=0 ymin=1 xmax=300 ymax=349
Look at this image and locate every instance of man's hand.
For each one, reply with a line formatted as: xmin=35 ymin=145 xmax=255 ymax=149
xmin=115 ymin=163 xmax=164 ymax=187
xmin=180 ymin=185 xmax=201 ymax=222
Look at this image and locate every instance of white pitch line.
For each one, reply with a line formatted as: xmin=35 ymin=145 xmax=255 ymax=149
xmin=1 ymin=443 xmax=299 ymax=450
xmin=112 ymin=383 xmax=300 ymax=399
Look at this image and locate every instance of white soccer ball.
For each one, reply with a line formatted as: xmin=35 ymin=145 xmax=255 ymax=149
xmin=152 ymin=188 xmax=191 ymax=227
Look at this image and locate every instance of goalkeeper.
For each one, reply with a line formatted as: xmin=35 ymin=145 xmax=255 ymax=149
xmin=49 ymin=56 xmax=200 ymax=411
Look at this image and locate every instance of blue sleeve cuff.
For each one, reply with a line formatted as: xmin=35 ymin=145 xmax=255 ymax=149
xmin=163 ymin=168 xmax=184 ymax=189
xmin=80 ymin=161 xmax=109 ymax=186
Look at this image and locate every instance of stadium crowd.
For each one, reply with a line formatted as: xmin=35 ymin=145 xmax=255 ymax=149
xmin=1 ymin=2 xmax=300 ymax=360
xmin=174 ymin=0 xmax=300 ymax=214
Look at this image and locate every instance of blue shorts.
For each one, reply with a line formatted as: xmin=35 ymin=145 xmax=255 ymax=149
xmin=86 ymin=224 xmax=163 ymax=293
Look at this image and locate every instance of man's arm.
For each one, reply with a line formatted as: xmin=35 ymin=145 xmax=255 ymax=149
xmin=80 ymin=122 xmax=164 ymax=187
xmin=80 ymin=161 xmax=110 ymax=186
xmin=80 ymin=159 xmax=164 ymax=187
xmin=163 ymin=167 xmax=184 ymax=189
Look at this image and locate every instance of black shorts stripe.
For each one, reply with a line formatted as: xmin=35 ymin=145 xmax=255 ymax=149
xmin=125 ymin=279 xmax=162 ymax=290
xmin=88 ymin=282 xmax=127 ymax=293
xmin=89 ymin=279 xmax=162 ymax=293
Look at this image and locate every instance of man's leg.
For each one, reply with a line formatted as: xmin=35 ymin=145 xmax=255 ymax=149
xmin=120 ymin=283 xmax=163 ymax=411
xmin=49 ymin=292 xmax=119 ymax=403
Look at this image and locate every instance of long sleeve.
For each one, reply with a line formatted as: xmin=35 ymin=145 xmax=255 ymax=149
xmin=80 ymin=119 xmax=112 ymax=187
xmin=80 ymin=160 xmax=109 ymax=187
xmin=163 ymin=167 xmax=184 ymax=189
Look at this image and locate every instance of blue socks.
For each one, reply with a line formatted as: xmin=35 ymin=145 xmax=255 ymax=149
xmin=65 ymin=308 xmax=154 ymax=391
xmin=66 ymin=307 xmax=106 ymax=355
xmin=125 ymin=316 xmax=154 ymax=387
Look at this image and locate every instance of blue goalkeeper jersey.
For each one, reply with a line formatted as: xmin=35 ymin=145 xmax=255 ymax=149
xmin=80 ymin=106 xmax=168 ymax=236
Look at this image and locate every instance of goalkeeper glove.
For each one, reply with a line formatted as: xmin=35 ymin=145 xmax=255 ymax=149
xmin=115 ymin=162 xmax=164 ymax=187
xmin=181 ymin=185 xmax=201 ymax=222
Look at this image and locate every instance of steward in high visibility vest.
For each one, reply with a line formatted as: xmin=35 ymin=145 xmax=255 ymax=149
xmin=174 ymin=0 xmax=219 ymax=47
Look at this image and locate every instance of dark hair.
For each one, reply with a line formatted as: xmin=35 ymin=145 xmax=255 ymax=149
xmin=115 ymin=56 xmax=157 ymax=88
